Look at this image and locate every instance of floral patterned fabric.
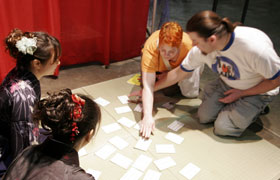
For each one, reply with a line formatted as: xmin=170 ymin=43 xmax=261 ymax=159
xmin=0 ymin=67 xmax=40 ymax=176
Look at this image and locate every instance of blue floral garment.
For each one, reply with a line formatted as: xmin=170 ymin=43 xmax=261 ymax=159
xmin=0 ymin=67 xmax=40 ymax=176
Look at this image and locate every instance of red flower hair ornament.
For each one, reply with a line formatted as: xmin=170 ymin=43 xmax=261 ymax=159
xmin=70 ymin=94 xmax=85 ymax=142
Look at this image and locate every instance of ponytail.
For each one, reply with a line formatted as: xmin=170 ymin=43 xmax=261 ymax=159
xmin=186 ymin=10 xmax=241 ymax=38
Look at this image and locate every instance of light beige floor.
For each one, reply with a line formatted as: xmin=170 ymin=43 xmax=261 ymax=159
xmin=72 ymin=75 xmax=280 ymax=180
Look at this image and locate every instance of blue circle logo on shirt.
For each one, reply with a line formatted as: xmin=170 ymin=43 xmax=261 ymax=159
xmin=212 ymin=56 xmax=240 ymax=80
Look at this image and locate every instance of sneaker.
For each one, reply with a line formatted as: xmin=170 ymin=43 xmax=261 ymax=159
xmin=260 ymin=105 xmax=270 ymax=115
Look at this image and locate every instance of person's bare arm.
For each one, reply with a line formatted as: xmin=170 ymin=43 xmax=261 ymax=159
xmin=154 ymin=66 xmax=192 ymax=92
xmin=140 ymin=71 xmax=156 ymax=138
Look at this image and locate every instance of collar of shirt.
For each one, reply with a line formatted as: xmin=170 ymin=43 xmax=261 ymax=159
xmin=38 ymin=138 xmax=80 ymax=167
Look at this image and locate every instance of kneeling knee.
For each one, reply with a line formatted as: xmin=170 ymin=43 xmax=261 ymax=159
xmin=198 ymin=112 xmax=213 ymax=124
xmin=214 ymin=121 xmax=243 ymax=137
xmin=214 ymin=126 xmax=230 ymax=136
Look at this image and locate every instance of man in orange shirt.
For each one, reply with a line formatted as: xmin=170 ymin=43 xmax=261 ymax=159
xmin=130 ymin=22 xmax=203 ymax=138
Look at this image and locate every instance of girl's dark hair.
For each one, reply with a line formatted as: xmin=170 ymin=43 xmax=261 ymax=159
xmin=186 ymin=10 xmax=241 ymax=38
xmin=5 ymin=28 xmax=61 ymax=70
xmin=33 ymin=89 xmax=101 ymax=144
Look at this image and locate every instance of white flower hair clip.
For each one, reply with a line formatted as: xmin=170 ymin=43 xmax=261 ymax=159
xmin=15 ymin=37 xmax=37 ymax=55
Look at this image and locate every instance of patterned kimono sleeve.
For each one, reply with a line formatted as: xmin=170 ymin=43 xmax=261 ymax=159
xmin=9 ymin=81 xmax=39 ymax=159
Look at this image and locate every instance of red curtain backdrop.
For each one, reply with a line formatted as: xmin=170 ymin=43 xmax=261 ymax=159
xmin=0 ymin=0 xmax=149 ymax=82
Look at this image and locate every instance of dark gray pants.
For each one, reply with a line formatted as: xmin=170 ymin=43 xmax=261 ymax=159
xmin=198 ymin=78 xmax=274 ymax=137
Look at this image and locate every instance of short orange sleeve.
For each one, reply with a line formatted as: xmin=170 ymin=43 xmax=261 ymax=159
xmin=141 ymin=31 xmax=160 ymax=73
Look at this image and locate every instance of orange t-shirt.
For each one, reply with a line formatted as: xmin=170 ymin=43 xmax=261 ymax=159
xmin=141 ymin=30 xmax=193 ymax=73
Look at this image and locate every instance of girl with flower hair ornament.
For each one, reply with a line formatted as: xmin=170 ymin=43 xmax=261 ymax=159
xmin=2 ymin=89 xmax=101 ymax=180
xmin=0 ymin=28 xmax=61 ymax=176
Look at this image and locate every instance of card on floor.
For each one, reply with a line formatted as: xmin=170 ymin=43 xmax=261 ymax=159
xmin=168 ymin=120 xmax=184 ymax=132
xmin=165 ymin=132 xmax=184 ymax=144
xmin=86 ymin=169 xmax=101 ymax=180
xmin=133 ymin=123 xmax=140 ymax=130
xmin=154 ymin=156 xmax=176 ymax=171
xmin=161 ymin=102 xmax=175 ymax=109
xmin=155 ymin=144 xmax=176 ymax=154
xmin=109 ymin=136 xmax=129 ymax=150
xmin=110 ymin=153 xmax=133 ymax=169
xmin=127 ymin=73 xmax=141 ymax=86
xmin=134 ymin=138 xmax=152 ymax=151
xmin=115 ymin=106 xmax=132 ymax=114
xmin=134 ymin=104 xmax=143 ymax=112
xmin=94 ymin=97 xmax=110 ymax=107
xmin=179 ymin=163 xmax=201 ymax=180
xmin=78 ymin=148 xmax=88 ymax=157
xmin=102 ymin=123 xmax=121 ymax=133
xmin=120 ymin=168 xmax=143 ymax=180
xmin=143 ymin=169 xmax=162 ymax=180
xmin=118 ymin=95 xmax=129 ymax=104
xmin=132 ymin=154 xmax=152 ymax=172
xmin=117 ymin=117 xmax=136 ymax=128
xmin=95 ymin=144 xmax=116 ymax=160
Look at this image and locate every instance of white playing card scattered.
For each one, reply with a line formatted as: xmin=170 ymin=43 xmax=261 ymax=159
xmin=143 ymin=169 xmax=162 ymax=180
xmin=134 ymin=104 xmax=143 ymax=112
xmin=117 ymin=117 xmax=136 ymax=128
xmin=109 ymin=136 xmax=129 ymax=150
xmin=118 ymin=95 xmax=129 ymax=104
xmin=94 ymin=97 xmax=110 ymax=107
xmin=165 ymin=132 xmax=184 ymax=144
xmin=180 ymin=163 xmax=201 ymax=180
xmin=154 ymin=156 xmax=176 ymax=171
xmin=134 ymin=138 xmax=152 ymax=151
xmin=155 ymin=144 xmax=176 ymax=154
xmin=120 ymin=168 xmax=143 ymax=180
xmin=168 ymin=120 xmax=184 ymax=132
xmin=161 ymin=102 xmax=175 ymax=109
xmin=132 ymin=154 xmax=153 ymax=172
xmin=115 ymin=106 xmax=132 ymax=114
xmin=133 ymin=123 xmax=140 ymax=130
xmin=110 ymin=153 xmax=133 ymax=169
xmin=86 ymin=169 xmax=101 ymax=180
xmin=102 ymin=123 xmax=122 ymax=133
xmin=78 ymin=148 xmax=88 ymax=157
xmin=95 ymin=144 xmax=116 ymax=160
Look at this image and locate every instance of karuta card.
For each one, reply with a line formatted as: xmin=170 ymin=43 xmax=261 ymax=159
xmin=109 ymin=136 xmax=129 ymax=150
xmin=134 ymin=104 xmax=143 ymax=112
xmin=161 ymin=102 xmax=175 ymax=109
xmin=154 ymin=156 xmax=176 ymax=171
xmin=101 ymin=123 xmax=121 ymax=133
xmin=115 ymin=106 xmax=132 ymax=114
xmin=168 ymin=120 xmax=184 ymax=132
xmin=134 ymin=138 xmax=152 ymax=151
xmin=143 ymin=169 xmax=162 ymax=180
xmin=133 ymin=123 xmax=140 ymax=130
xmin=132 ymin=154 xmax=153 ymax=172
xmin=110 ymin=153 xmax=133 ymax=169
xmin=117 ymin=117 xmax=136 ymax=128
xmin=78 ymin=148 xmax=88 ymax=157
xmin=86 ymin=169 xmax=101 ymax=180
xmin=179 ymin=163 xmax=201 ymax=179
xmin=94 ymin=97 xmax=110 ymax=107
xmin=165 ymin=132 xmax=184 ymax=144
xmin=118 ymin=95 xmax=129 ymax=104
xmin=95 ymin=144 xmax=116 ymax=160
xmin=120 ymin=168 xmax=143 ymax=180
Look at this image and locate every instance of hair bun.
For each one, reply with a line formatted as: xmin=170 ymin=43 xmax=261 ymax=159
xmin=5 ymin=28 xmax=35 ymax=59
xmin=5 ymin=29 xmax=24 ymax=58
